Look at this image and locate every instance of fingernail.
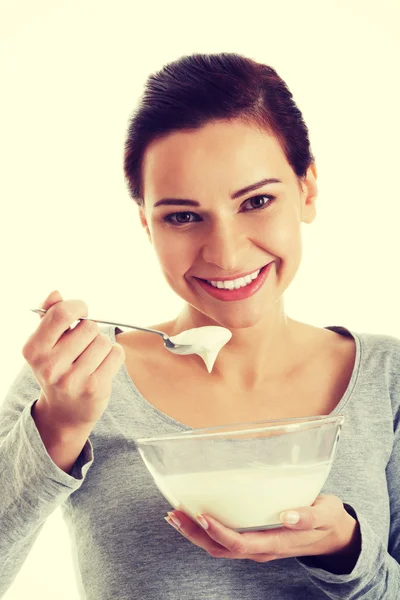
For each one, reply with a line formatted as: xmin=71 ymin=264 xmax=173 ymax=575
xmin=164 ymin=517 xmax=179 ymax=531
xmin=167 ymin=512 xmax=181 ymax=529
xmin=280 ymin=510 xmax=300 ymax=524
xmin=196 ymin=514 xmax=209 ymax=530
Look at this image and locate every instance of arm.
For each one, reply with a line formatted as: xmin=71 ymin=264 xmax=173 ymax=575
xmin=0 ymin=363 xmax=94 ymax=596
xmin=296 ymin=413 xmax=400 ymax=599
xmin=32 ymin=394 xmax=93 ymax=475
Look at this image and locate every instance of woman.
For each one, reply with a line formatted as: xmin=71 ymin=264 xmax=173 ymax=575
xmin=1 ymin=52 xmax=399 ymax=599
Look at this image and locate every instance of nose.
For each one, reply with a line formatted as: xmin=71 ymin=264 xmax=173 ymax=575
xmin=201 ymin=220 xmax=245 ymax=271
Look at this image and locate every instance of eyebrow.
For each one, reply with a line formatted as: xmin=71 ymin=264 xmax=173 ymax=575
xmin=153 ymin=177 xmax=283 ymax=208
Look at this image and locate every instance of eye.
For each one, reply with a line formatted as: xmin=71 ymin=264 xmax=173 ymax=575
xmin=162 ymin=194 xmax=275 ymax=226
xmin=241 ymin=194 xmax=275 ymax=212
xmin=163 ymin=211 xmax=201 ymax=225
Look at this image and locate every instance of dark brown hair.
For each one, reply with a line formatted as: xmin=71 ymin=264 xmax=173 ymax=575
xmin=123 ymin=52 xmax=315 ymax=206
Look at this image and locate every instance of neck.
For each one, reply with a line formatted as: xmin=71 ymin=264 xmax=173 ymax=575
xmin=171 ymin=301 xmax=312 ymax=388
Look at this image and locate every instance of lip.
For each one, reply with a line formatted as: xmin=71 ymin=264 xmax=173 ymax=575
xmin=194 ymin=263 xmax=272 ymax=283
xmin=194 ymin=262 xmax=273 ymax=302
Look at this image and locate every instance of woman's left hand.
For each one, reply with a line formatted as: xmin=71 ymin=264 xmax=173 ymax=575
xmin=165 ymin=495 xmax=361 ymax=564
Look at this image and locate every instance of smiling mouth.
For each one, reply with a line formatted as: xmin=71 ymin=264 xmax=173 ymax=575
xmin=195 ymin=264 xmax=270 ymax=291
xmin=193 ymin=263 xmax=273 ymax=302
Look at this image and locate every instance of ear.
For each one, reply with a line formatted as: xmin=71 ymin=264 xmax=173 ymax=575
xmin=139 ymin=206 xmax=152 ymax=242
xmin=300 ymin=162 xmax=318 ymax=224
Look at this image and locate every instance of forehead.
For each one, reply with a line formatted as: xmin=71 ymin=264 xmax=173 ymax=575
xmin=142 ymin=120 xmax=291 ymax=200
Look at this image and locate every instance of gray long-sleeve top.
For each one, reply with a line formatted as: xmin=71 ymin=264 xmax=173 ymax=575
xmin=1 ymin=325 xmax=400 ymax=599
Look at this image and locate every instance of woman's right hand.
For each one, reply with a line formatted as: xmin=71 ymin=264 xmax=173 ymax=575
xmin=22 ymin=290 xmax=125 ymax=433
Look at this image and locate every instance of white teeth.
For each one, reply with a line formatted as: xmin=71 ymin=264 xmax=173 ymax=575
xmin=208 ymin=269 xmax=261 ymax=290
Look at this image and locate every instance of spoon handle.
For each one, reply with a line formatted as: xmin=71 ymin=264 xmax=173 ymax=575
xmin=30 ymin=308 xmax=167 ymax=339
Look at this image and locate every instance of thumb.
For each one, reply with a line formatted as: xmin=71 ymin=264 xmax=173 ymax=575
xmin=39 ymin=290 xmax=64 ymax=316
xmin=279 ymin=495 xmax=342 ymax=530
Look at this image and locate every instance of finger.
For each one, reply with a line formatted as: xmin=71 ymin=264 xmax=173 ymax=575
xmin=39 ymin=290 xmax=64 ymax=317
xmin=166 ymin=512 xmax=231 ymax=558
xmin=50 ymin=319 xmax=100 ymax=375
xmin=279 ymin=494 xmax=343 ymax=530
xmin=35 ymin=299 xmax=89 ymax=350
xmin=40 ymin=290 xmax=63 ymax=309
xmin=194 ymin=513 xmax=284 ymax=556
xmin=72 ymin=333 xmax=117 ymax=378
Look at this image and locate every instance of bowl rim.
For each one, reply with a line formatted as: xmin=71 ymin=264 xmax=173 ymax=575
xmin=135 ymin=414 xmax=345 ymax=444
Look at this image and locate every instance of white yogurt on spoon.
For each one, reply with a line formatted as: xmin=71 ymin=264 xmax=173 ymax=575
xmin=169 ymin=326 xmax=232 ymax=373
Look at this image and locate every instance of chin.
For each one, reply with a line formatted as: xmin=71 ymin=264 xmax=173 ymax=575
xmin=172 ymin=272 xmax=282 ymax=330
xmin=192 ymin=303 xmax=269 ymax=331
xmin=215 ymin=313 xmax=266 ymax=331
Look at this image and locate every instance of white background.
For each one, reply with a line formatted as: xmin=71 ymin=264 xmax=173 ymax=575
xmin=1 ymin=0 xmax=399 ymax=598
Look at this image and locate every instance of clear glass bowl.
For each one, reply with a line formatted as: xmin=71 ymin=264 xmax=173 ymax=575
xmin=135 ymin=415 xmax=344 ymax=531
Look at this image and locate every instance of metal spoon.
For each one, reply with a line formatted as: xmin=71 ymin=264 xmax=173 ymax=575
xmin=30 ymin=308 xmax=196 ymax=355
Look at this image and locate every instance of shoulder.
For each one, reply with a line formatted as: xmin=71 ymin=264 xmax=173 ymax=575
xmin=354 ymin=328 xmax=400 ymax=371
xmin=327 ymin=325 xmax=400 ymax=368
xmin=349 ymin=328 xmax=400 ymax=418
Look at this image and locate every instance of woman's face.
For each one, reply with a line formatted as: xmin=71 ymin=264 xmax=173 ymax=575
xmin=140 ymin=119 xmax=318 ymax=329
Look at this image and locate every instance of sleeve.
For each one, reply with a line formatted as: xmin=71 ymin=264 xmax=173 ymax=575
xmin=295 ymin=344 xmax=400 ymax=599
xmin=0 ymin=362 xmax=94 ymax=597
xmin=296 ymin=502 xmax=400 ymax=599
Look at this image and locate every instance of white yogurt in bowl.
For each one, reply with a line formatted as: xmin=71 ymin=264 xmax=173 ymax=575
xmin=152 ymin=461 xmax=332 ymax=531
xmin=136 ymin=415 xmax=344 ymax=532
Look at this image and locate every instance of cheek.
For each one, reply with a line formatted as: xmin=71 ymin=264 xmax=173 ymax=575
xmin=255 ymin=214 xmax=302 ymax=280
xmin=267 ymin=212 xmax=302 ymax=253
xmin=152 ymin=234 xmax=195 ymax=278
xmin=276 ymin=228 xmax=302 ymax=254
xmin=275 ymin=222 xmax=303 ymax=277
